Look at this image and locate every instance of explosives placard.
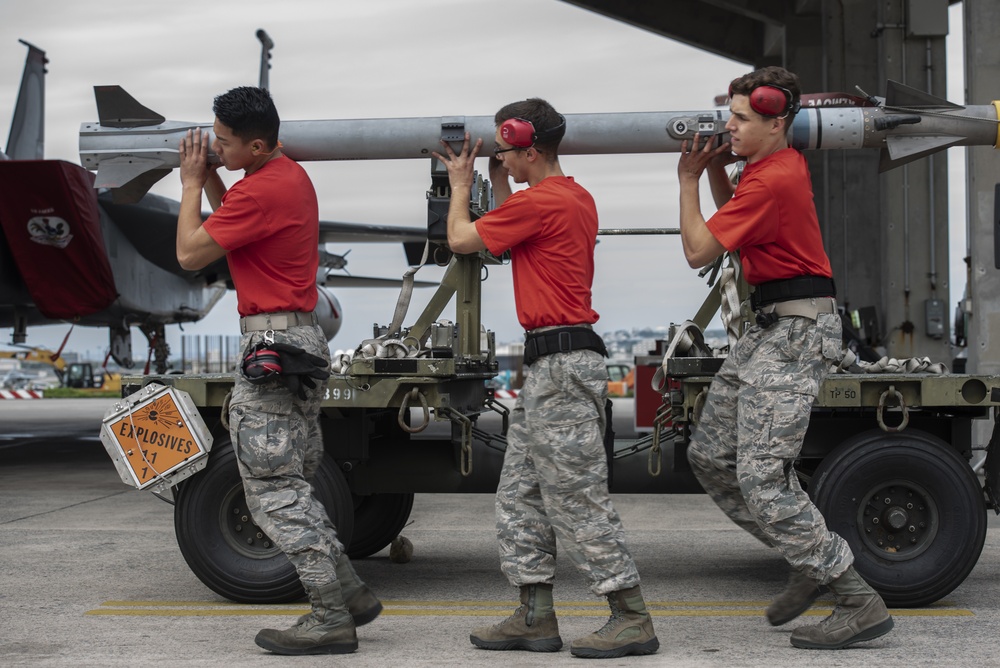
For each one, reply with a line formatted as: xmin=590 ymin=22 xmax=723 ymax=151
xmin=100 ymin=383 xmax=213 ymax=491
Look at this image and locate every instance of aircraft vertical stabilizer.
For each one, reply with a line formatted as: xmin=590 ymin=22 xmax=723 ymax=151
xmin=4 ymin=40 xmax=47 ymax=161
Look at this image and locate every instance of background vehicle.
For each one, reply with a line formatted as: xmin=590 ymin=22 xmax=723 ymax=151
xmin=607 ymin=363 xmax=634 ymax=397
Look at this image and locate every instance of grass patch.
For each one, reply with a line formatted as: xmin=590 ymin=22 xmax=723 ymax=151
xmin=42 ymin=388 xmax=121 ymax=399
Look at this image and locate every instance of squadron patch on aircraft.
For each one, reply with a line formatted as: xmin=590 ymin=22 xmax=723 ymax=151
xmin=27 ymin=215 xmax=72 ymax=249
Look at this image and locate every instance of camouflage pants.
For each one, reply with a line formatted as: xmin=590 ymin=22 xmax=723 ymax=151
xmin=497 ymin=349 xmax=640 ymax=596
xmin=229 ymin=323 xmax=342 ymax=589
xmin=687 ymin=312 xmax=853 ymax=585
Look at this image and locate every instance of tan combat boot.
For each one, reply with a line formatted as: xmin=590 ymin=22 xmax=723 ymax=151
xmin=255 ymin=580 xmax=358 ymax=655
xmin=766 ymin=567 xmax=825 ymax=626
xmin=294 ymin=553 xmax=382 ymax=627
xmin=335 ymin=552 xmax=383 ymax=625
xmin=470 ymin=583 xmax=563 ymax=652
xmin=570 ymin=585 xmax=659 ymax=658
xmin=790 ymin=566 xmax=894 ymax=649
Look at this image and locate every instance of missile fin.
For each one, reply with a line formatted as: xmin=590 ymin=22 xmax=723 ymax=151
xmin=94 ymin=155 xmax=170 ymax=188
xmin=93 ymin=85 xmax=165 ymax=128
xmin=884 ymin=80 xmax=963 ymax=110
xmin=878 ymin=135 xmax=962 ymax=172
xmin=886 ymin=134 xmax=962 ymax=159
xmin=110 ymin=169 xmax=171 ymax=204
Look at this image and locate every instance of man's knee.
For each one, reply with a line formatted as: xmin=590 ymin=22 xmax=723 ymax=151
xmin=687 ymin=436 xmax=726 ymax=479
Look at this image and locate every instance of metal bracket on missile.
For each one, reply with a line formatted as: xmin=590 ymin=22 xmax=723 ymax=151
xmin=666 ymin=113 xmax=728 ymax=142
xmin=440 ymin=116 xmax=466 ymax=143
xmin=427 ymin=118 xmax=466 ymax=244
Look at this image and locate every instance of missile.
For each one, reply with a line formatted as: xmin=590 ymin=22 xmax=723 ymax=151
xmin=80 ymin=81 xmax=999 ymax=203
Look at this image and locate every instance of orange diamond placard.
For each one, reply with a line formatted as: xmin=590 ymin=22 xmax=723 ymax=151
xmin=106 ymin=389 xmax=209 ymax=488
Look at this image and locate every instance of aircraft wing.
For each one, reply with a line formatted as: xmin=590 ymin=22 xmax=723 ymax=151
xmin=318 ymin=220 xmax=426 ymax=244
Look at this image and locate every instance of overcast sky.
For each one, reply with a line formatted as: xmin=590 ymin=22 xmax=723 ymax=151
xmin=0 ymin=0 xmax=969 ymax=364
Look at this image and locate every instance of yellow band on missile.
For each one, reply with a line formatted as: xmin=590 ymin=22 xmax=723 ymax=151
xmin=995 ymin=101 xmax=1000 ymax=148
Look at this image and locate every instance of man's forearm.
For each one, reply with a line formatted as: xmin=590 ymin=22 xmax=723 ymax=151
xmin=707 ymin=163 xmax=735 ymax=209
xmin=176 ymin=185 xmax=206 ymax=268
xmin=204 ymin=172 xmax=225 ymax=211
xmin=446 ymin=181 xmax=478 ymax=253
xmin=678 ymin=179 xmax=717 ymax=267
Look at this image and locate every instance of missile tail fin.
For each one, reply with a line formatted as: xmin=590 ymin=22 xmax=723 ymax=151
xmin=886 ymin=134 xmax=963 ymax=159
xmin=878 ymin=135 xmax=962 ymax=172
xmin=93 ymin=85 xmax=165 ymax=128
xmin=884 ymin=80 xmax=962 ymax=110
xmin=111 ymin=169 xmax=171 ymax=204
xmin=94 ymin=157 xmax=170 ymax=202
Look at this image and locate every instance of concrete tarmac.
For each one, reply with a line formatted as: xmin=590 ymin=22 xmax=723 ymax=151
xmin=1 ymin=398 xmax=999 ymax=667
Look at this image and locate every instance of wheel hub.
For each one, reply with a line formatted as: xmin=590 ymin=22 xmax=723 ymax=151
xmin=219 ymin=484 xmax=281 ymax=559
xmin=858 ymin=480 xmax=938 ymax=561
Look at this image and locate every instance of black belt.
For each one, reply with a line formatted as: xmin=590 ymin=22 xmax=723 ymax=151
xmin=523 ymin=326 xmax=608 ymax=367
xmin=751 ymin=275 xmax=836 ymax=310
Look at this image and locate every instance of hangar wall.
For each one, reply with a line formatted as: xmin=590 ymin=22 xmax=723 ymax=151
xmin=788 ymin=0 xmax=952 ymax=364
xmin=964 ymin=0 xmax=1000 ymax=375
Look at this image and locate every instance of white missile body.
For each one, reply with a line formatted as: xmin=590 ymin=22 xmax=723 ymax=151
xmin=79 ymin=82 xmax=999 ymax=202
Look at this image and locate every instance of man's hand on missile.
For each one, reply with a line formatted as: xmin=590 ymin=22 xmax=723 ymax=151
xmin=678 ymin=132 xmax=733 ymax=184
xmin=179 ymin=128 xmax=218 ymax=191
xmin=432 ymin=132 xmax=488 ymax=254
xmin=432 ymin=132 xmax=483 ymax=192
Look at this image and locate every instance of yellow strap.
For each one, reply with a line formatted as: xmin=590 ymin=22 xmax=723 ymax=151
xmin=994 ymin=101 xmax=1000 ymax=148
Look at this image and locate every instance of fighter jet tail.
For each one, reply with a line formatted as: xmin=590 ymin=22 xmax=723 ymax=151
xmin=257 ymin=29 xmax=273 ymax=90
xmin=4 ymin=40 xmax=48 ymax=160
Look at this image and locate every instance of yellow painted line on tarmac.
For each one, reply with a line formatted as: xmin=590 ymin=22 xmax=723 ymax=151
xmin=85 ymin=599 xmax=974 ymax=618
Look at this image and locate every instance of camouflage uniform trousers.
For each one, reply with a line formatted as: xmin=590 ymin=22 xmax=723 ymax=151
xmin=687 ymin=312 xmax=853 ymax=585
xmin=497 ymin=349 xmax=640 ymax=596
xmin=229 ymin=323 xmax=343 ymax=589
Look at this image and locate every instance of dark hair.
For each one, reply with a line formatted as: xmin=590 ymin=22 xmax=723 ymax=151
xmin=729 ymin=66 xmax=801 ymax=125
xmin=212 ymin=86 xmax=280 ymax=148
xmin=495 ymin=98 xmax=565 ymax=156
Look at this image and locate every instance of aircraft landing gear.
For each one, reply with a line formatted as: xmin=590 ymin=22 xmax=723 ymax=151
xmin=140 ymin=323 xmax=170 ymax=374
xmin=109 ymin=325 xmax=133 ymax=368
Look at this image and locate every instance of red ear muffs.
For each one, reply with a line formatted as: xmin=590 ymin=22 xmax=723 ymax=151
xmin=730 ymin=83 xmax=797 ymax=118
xmin=242 ymin=346 xmax=282 ymax=383
xmin=500 ymin=118 xmax=536 ymax=147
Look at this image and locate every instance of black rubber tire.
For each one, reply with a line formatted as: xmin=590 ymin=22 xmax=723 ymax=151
xmin=346 ymin=492 xmax=415 ymax=559
xmin=810 ymin=429 xmax=987 ymax=608
xmin=173 ymin=438 xmax=355 ymax=604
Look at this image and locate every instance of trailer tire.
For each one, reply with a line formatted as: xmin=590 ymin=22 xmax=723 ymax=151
xmin=174 ymin=438 xmax=355 ymax=604
xmin=346 ymin=492 xmax=415 ymax=559
xmin=809 ymin=429 xmax=986 ymax=608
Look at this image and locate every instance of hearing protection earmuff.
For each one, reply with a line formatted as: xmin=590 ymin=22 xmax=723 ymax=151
xmin=499 ymin=115 xmax=567 ymax=148
xmin=729 ymin=83 xmax=800 ymax=118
